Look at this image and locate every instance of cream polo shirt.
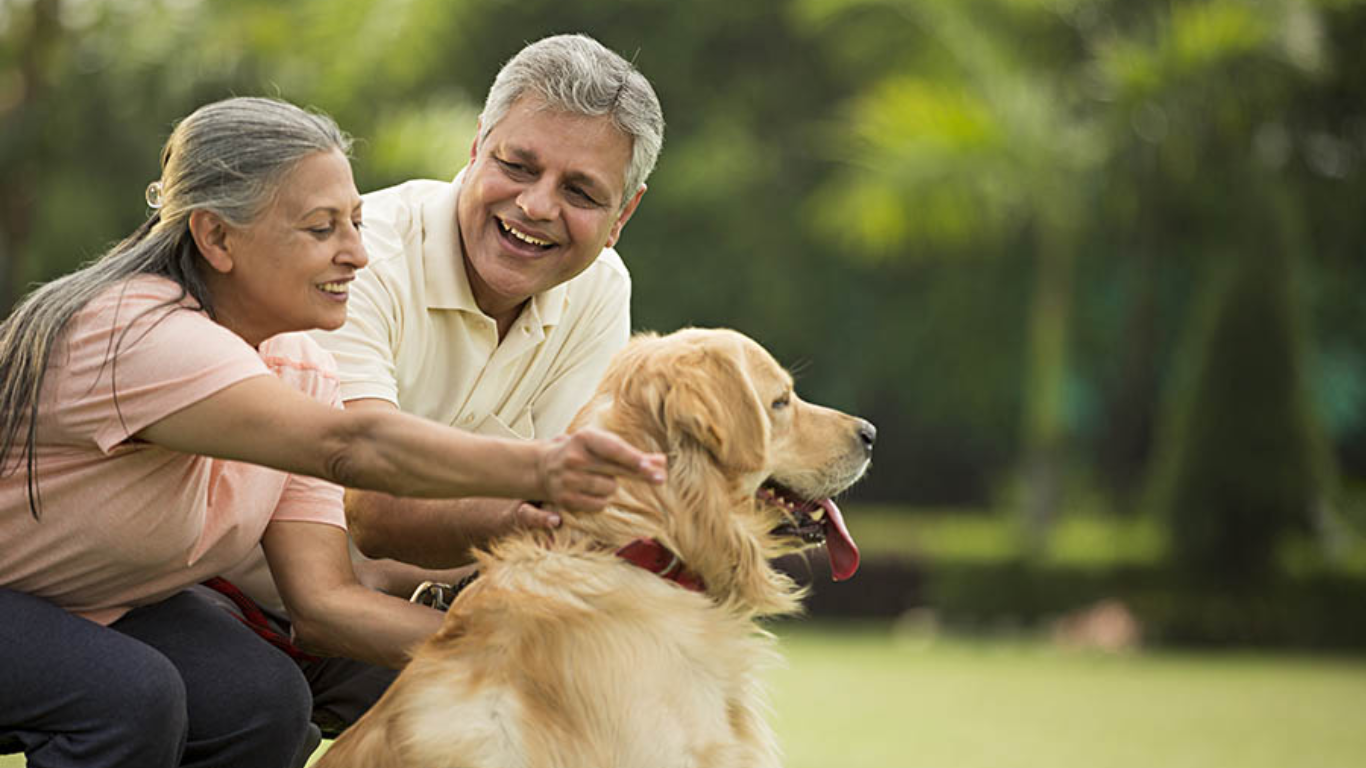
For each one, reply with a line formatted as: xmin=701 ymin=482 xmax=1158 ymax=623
xmin=310 ymin=172 xmax=632 ymax=440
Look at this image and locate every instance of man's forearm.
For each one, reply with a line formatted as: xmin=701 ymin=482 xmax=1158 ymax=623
xmin=352 ymin=556 xmax=478 ymax=599
xmin=345 ymin=491 xmax=523 ymax=568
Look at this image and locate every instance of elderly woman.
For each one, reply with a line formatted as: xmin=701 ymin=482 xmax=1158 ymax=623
xmin=0 ymin=97 xmax=664 ymax=768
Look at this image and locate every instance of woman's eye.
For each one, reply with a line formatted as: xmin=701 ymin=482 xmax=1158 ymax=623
xmin=308 ymin=224 xmax=335 ymax=237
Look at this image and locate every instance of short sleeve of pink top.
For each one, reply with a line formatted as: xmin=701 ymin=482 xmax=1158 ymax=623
xmin=0 ymin=276 xmax=346 ymax=625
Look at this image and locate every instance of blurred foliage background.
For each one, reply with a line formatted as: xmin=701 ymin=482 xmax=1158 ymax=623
xmin=3 ymin=0 xmax=1366 ymax=648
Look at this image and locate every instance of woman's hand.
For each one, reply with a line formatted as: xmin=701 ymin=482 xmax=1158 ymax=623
xmin=535 ymin=428 xmax=667 ymax=512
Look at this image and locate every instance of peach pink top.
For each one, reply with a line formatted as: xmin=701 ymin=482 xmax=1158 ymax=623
xmin=0 ymin=276 xmax=345 ymax=625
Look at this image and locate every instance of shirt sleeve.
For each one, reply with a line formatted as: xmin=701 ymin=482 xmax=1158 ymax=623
xmin=53 ymin=281 xmax=271 ymax=454
xmin=309 ymin=250 xmax=404 ymax=407
xmin=271 ymin=474 xmax=346 ymax=528
xmin=258 ymin=332 xmax=348 ymax=529
xmin=529 ymin=262 xmax=632 ymax=437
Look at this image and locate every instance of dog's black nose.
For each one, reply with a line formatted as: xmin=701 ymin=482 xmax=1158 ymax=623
xmin=857 ymin=419 xmax=877 ymax=455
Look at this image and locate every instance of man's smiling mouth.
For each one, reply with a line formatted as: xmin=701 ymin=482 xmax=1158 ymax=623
xmin=499 ymin=218 xmax=554 ymax=248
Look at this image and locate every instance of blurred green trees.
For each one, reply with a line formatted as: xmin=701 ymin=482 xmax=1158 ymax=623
xmin=3 ymin=0 xmax=1366 ymax=586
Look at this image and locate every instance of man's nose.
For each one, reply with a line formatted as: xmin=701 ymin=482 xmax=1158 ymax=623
xmin=516 ymin=180 xmax=557 ymax=220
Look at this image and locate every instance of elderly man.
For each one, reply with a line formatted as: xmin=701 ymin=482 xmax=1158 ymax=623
xmin=215 ymin=33 xmax=665 ymax=740
xmin=332 ymin=33 xmax=663 ymax=568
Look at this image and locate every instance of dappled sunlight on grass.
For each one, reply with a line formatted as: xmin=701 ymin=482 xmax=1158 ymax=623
xmin=769 ymin=622 xmax=1366 ymax=768
xmin=845 ymin=503 xmax=1366 ymax=573
xmin=846 ymin=504 xmax=1165 ymax=566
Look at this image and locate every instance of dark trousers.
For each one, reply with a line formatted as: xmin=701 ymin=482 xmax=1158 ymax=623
xmin=187 ymin=583 xmax=398 ymax=739
xmin=301 ymin=653 xmax=398 ymax=738
xmin=0 ymin=588 xmax=315 ymax=768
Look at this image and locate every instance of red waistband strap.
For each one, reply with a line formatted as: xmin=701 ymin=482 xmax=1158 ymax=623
xmin=201 ymin=577 xmax=318 ymax=663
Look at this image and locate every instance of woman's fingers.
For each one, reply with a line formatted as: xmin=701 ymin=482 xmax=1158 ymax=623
xmin=573 ymin=428 xmax=667 ymax=483
xmin=540 ymin=428 xmax=668 ymax=511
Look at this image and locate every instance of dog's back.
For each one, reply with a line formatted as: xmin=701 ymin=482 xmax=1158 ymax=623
xmin=320 ymin=533 xmax=782 ymax=768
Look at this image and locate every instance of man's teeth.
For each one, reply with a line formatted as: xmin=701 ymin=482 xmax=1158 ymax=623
xmin=319 ymin=282 xmax=348 ymax=294
xmin=501 ymin=219 xmax=552 ymax=247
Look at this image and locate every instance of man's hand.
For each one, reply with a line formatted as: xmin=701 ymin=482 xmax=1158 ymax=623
xmin=536 ymin=428 xmax=667 ymax=512
xmin=510 ymin=500 xmax=562 ymax=530
xmin=345 ymin=493 xmax=559 ymax=568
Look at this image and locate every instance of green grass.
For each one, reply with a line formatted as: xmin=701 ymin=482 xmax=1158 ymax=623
xmin=769 ymin=623 xmax=1366 ymax=768
xmin=10 ymin=623 xmax=1362 ymax=768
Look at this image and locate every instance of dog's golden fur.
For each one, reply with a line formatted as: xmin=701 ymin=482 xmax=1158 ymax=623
xmin=317 ymin=328 xmax=872 ymax=768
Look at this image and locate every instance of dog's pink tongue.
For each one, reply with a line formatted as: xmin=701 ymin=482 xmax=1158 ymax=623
xmin=818 ymin=499 xmax=859 ymax=581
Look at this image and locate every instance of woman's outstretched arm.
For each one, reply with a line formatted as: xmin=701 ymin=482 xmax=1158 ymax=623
xmin=134 ymin=374 xmax=664 ymax=510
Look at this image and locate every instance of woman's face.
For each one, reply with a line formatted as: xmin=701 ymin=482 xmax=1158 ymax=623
xmin=211 ymin=149 xmax=367 ymax=346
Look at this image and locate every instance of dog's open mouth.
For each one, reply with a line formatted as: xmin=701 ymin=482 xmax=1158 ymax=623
xmin=758 ymin=481 xmax=861 ymax=581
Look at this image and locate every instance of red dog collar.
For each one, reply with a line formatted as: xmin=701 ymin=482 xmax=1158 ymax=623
xmin=616 ymin=538 xmax=707 ymax=593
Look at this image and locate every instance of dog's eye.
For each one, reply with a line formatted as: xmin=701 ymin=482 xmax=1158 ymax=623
xmin=772 ymin=393 xmax=791 ymax=410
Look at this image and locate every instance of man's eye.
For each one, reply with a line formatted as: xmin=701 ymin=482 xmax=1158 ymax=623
xmin=497 ymin=158 xmax=531 ymax=176
xmin=567 ymin=187 xmax=601 ymax=207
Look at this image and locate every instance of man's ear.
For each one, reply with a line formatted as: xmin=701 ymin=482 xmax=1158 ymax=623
xmin=189 ymin=209 xmax=234 ymax=275
xmin=469 ymin=119 xmax=483 ymax=163
xmin=605 ymin=184 xmax=646 ymax=249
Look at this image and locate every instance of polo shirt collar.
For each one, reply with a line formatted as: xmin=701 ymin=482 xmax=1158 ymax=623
xmin=419 ymin=169 xmax=569 ymax=330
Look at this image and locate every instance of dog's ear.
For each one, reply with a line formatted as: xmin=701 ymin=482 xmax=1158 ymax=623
xmin=661 ymin=345 xmax=769 ymax=474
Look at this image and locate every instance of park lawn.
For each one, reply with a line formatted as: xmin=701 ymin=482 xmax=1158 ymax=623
xmin=6 ymin=622 xmax=1364 ymax=768
xmin=766 ymin=622 xmax=1366 ymax=768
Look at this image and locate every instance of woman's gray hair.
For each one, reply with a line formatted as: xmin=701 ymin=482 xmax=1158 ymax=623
xmin=479 ymin=34 xmax=665 ymax=207
xmin=0 ymin=96 xmax=350 ymax=517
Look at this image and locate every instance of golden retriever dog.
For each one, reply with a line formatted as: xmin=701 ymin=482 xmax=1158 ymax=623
xmin=317 ymin=328 xmax=875 ymax=768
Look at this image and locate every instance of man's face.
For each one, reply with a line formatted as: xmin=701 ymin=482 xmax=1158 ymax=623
xmin=457 ymin=97 xmax=644 ymax=324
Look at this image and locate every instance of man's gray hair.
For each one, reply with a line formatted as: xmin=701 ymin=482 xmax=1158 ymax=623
xmin=479 ymin=34 xmax=665 ymax=207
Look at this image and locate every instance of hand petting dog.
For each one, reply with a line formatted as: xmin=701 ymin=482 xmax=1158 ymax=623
xmin=536 ymin=427 xmax=668 ymax=513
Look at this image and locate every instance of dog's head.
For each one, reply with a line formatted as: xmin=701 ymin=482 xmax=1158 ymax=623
xmin=569 ymin=328 xmax=874 ymax=616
